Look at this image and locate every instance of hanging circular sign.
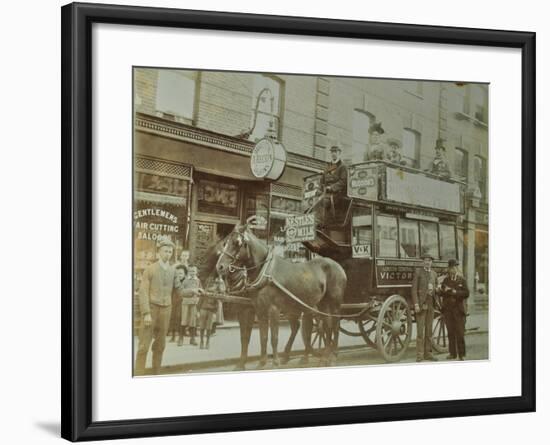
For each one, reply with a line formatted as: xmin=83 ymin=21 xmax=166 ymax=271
xmin=250 ymin=137 xmax=287 ymax=180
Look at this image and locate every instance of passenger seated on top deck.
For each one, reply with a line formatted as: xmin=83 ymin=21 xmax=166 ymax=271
xmin=363 ymin=122 xmax=389 ymax=161
xmin=386 ymin=137 xmax=407 ymax=166
xmin=426 ymin=138 xmax=452 ymax=179
xmin=320 ymin=143 xmax=348 ymax=221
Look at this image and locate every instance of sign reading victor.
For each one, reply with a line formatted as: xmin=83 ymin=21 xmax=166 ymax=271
xmin=250 ymin=137 xmax=287 ymax=180
xmin=347 ymin=164 xmax=379 ymax=201
xmin=285 ymin=214 xmax=316 ymax=243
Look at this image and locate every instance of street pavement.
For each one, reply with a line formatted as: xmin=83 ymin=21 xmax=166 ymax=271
xmin=134 ymin=311 xmax=489 ymax=375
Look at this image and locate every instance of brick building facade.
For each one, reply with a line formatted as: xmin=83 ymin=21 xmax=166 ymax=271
xmin=133 ymin=68 xmax=488 ymax=308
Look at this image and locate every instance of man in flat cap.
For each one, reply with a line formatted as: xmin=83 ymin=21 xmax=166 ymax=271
xmin=426 ymin=138 xmax=451 ymax=179
xmin=321 ymin=144 xmax=348 ymax=221
xmin=412 ymin=253 xmax=439 ymax=362
xmin=440 ymin=259 xmax=470 ymax=360
xmin=364 ymin=122 xmax=388 ymax=161
xmin=135 ymin=238 xmax=176 ymax=375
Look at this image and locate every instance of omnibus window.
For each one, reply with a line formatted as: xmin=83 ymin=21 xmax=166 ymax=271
xmin=352 ymin=208 xmax=372 ymax=257
xmin=439 ymin=223 xmax=457 ymax=260
xmin=420 ymin=221 xmax=439 ymax=259
xmin=377 ymin=215 xmax=398 ymax=258
xmin=399 ymin=219 xmax=419 ymax=258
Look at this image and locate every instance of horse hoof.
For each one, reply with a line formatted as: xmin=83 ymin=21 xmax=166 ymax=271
xmin=298 ymin=356 xmax=309 ymax=365
xmin=233 ymin=363 xmax=246 ymax=371
xmin=272 ymin=359 xmax=280 ymax=368
xmin=280 ymin=355 xmax=290 ymax=365
xmin=256 ymin=360 xmax=267 ymax=370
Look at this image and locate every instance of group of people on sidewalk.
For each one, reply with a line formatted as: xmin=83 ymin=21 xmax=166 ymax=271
xmin=412 ymin=255 xmax=470 ymax=362
xmin=134 ymin=240 xmax=225 ymax=375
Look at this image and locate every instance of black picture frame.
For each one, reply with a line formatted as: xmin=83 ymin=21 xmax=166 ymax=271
xmin=61 ymin=2 xmax=536 ymax=441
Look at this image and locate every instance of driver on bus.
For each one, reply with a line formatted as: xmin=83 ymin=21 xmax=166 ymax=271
xmin=321 ymin=144 xmax=348 ymax=221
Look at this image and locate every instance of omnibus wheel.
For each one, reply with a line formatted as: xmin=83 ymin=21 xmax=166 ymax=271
xmin=432 ymin=294 xmax=449 ymax=353
xmin=375 ymin=295 xmax=412 ymax=363
xmin=357 ymin=314 xmax=378 ymax=348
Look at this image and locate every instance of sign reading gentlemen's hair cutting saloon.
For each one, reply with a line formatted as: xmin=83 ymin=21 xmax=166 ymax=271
xmin=250 ymin=137 xmax=287 ymax=180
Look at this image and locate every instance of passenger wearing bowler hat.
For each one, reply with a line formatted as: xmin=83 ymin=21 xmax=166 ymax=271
xmin=426 ymin=138 xmax=451 ymax=179
xmin=135 ymin=238 xmax=176 ymax=375
xmin=440 ymin=259 xmax=470 ymax=360
xmin=364 ymin=122 xmax=388 ymax=161
xmin=412 ymin=253 xmax=439 ymax=362
xmin=321 ymin=144 xmax=348 ymax=220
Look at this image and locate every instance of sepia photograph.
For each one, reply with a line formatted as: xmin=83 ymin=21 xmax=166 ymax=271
xmin=132 ymin=68 xmax=489 ymax=376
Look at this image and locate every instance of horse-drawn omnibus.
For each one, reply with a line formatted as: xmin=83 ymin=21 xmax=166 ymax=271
xmin=299 ymin=160 xmax=466 ymax=362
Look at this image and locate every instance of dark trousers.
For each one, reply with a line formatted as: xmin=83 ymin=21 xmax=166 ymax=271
xmin=444 ymin=307 xmax=466 ymax=358
xmin=416 ymin=306 xmax=434 ymax=359
xmin=135 ymin=304 xmax=171 ymax=375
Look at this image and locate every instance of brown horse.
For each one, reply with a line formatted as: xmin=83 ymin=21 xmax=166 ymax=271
xmin=195 ymin=236 xmax=256 ymax=371
xmin=216 ymin=220 xmax=347 ymax=368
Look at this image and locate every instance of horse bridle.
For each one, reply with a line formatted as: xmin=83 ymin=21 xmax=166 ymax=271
xmin=217 ymin=229 xmax=271 ymax=278
xmin=216 ymin=230 xmax=249 ymax=273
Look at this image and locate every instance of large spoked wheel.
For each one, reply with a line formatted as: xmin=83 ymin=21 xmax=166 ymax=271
xmin=357 ymin=314 xmax=378 ymax=348
xmin=432 ymin=295 xmax=449 ymax=353
xmin=375 ymin=295 xmax=413 ymax=362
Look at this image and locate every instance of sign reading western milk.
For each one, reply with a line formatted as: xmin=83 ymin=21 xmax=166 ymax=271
xmin=285 ymin=214 xmax=316 ymax=243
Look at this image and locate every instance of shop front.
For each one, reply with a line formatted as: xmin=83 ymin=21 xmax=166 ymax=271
xmin=133 ymin=113 xmax=325 ymax=320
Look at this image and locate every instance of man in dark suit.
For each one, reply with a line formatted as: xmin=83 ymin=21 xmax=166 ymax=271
xmin=135 ymin=238 xmax=176 ymax=375
xmin=440 ymin=259 xmax=470 ymax=360
xmin=321 ymin=144 xmax=348 ymax=222
xmin=426 ymin=138 xmax=451 ymax=179
xmin=412 ymin=254 xmax=439 ymax=362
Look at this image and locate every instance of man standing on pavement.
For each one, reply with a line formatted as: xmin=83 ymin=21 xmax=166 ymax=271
xmin=440 ymin=259 xmax=470 ymax=360
xmin=412 ymin=254 xmax=439 ymax=362
xmin=135 ymin=238 xmax=176 ymax=375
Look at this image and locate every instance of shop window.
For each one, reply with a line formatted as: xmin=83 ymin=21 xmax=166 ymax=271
xmin=136 ymin=171 xmax=188 ymax=198
xmin=399 ymin=218 xmax=419 ymax=258
xmin=155 ymin=70 xmax=196 ymax=122
xmin=197 ymin=178 xmax=240 ymax=217
xmin=377 ymin=215 xmax=398 ymax=258
xmin=475 ymin=230 xmax=489 ymax=294
xmin=420 ymin=221 xmax=439 ymax=258
xmin=250 ymin=75 xmax=284 ymax=142
xmin=402 ymin=128 xmax=420 ymax=168
xmin=439 ymin=223 xmax=457 ymax=260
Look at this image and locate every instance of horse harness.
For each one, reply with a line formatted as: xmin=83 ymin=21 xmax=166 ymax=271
xmin=218 ymin=232 xmax=368 ymax=319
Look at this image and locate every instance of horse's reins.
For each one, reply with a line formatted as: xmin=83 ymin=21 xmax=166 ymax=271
xmin=221 ymin=230 xmax=369 ymax=319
